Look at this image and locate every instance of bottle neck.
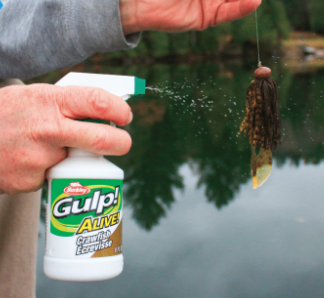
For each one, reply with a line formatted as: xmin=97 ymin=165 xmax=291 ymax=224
xmin=68 ymin=148 xmax=101 ymax=158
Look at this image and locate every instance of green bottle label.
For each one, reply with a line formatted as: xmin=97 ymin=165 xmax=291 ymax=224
xmin=50 ymin=179 xmax=123 ymax=238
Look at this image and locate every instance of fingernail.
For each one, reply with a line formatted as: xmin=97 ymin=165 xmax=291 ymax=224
xmin=128 ymin=111 xmax=133 ymax=124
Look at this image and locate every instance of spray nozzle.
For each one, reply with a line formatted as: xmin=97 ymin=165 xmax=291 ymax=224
xmin=56 ymin=72 xmax=146 ymax=99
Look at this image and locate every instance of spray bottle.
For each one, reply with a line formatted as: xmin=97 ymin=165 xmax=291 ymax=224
xmin=44 ymin=72 xmax=145 ymax=282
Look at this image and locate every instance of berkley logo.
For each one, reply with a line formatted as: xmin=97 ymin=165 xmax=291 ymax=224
xmin=63 ymin=182 xmax=91 ymax=196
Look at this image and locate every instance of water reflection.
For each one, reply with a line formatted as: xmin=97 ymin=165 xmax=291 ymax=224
xmin=32 ymin=62 xmax=324 ymax=231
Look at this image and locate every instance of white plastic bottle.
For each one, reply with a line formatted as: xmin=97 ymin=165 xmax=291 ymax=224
xmin=44 ymin=73 xmax=145 ymax=282
xmin=44 ymin=148 xmax=124 ymax=281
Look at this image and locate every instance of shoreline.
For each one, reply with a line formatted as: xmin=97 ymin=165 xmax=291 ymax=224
xmin=282 ymin=31 xmax=324 ymax=73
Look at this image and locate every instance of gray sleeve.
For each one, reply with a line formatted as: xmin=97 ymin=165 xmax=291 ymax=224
xmin=0 ymin=0 xmax=140 ymax=79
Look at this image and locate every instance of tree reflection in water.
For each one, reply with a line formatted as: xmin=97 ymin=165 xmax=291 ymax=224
xmin=34 ymin=62 xmax=324 ymax=231
xmin=120 ymin=110 xmax=185 ymax=230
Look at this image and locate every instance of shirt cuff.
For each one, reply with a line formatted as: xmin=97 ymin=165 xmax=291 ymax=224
xmin=70 ymin=0 xmax=141 ymax=57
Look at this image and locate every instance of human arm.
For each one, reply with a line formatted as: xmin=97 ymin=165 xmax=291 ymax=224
xmin=0 ymin=0 xmax=260 ymax=79
xmin=0 ymin=0 xmax=140 ymax=79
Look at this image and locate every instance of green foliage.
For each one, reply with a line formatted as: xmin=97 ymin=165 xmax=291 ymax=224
xmin=309 ymin=0 xmax=324 ymax=34
xmin=145 ymin=32 xmax=170 ymax=58
xmin=281 ymin=0 xmax=310 ymax=30
xmin=231 ymin=12 xmax=256 ymax=44
xmin=232 ymin=0 xmax=290 ymax=46
xmin=194 ymin=27 xmax=222 ymax=54
xmin=169 ymin=32 xmax=191 ymax=56
xmin=272 ymin=1 xmax=291 ymax=39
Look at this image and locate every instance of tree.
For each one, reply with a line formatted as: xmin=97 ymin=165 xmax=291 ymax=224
xmin=231 ymin=0 xmax=290 ymax=47
xmin=281 ymin=0 xmax=310 ymax=31
xmin=309 ymin=0 xmax=324 ymax=34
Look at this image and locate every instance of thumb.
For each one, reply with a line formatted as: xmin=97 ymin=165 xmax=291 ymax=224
xmin=215 ymin=0 xmax=261 ymax=26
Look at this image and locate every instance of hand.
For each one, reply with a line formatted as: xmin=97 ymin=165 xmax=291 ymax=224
xmin=120 ymin=0 xmax=261 ymax=35
xmin=0 ymin=84 xmax=132 ymax=195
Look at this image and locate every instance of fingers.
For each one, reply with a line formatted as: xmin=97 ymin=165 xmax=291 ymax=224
xmin=56 ymin=119 xmax=132 ymax=156
xmin=54 ymin=85 xmax=133 ymax=155
xmin=56 ymin=86 xmax=133 ymax=126
xmin=215 ymin=0 xmax=261 ymax=26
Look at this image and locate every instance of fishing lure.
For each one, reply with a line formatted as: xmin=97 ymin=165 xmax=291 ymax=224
xmin=237 ymin=1 xmax=282 ymax=189
xmin=239 ymin=66 xmax=281 ymax=188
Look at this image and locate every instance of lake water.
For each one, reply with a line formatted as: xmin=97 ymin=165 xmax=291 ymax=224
xmin=33 ymin=60 xmax=324 ymax=297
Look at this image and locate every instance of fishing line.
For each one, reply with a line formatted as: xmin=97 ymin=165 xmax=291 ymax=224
xmin=254 ymin=2 xmax=262 ymax=67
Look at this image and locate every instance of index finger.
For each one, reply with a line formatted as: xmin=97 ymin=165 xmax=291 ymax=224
xmin=56 ymin=118 xmax=132 ymax=156
xmin=56 ymin=86 xmax=133 ymax=126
